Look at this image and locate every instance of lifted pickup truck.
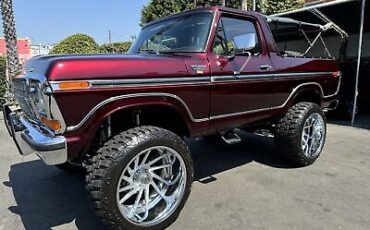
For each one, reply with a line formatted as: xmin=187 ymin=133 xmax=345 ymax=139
xmin=3 ymin=7 xmax=340 ymax=230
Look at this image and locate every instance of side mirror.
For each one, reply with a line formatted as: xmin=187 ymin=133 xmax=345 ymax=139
xmin=233 ymin=33 xmax=257 ymax=51
xmin=227 ymin=55 xmax=236 ymax=61
xmin=216 ymin=55 xmax=230 ymax=70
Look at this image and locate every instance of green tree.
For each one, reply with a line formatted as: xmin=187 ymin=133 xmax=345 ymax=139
xmin=1 ymin=0 xmax=21 ymax=102
xmin=99 ymin=41 xmax=132 ymax=54
xmin=141 ymin=0 xmax=304 ymax=24
xmin=141 ymin=0 xmax=242 ymax=25
xmin=263 ymin=0 xmax=304 ymax=15
xmin=0 ymin=56 xmax=7 ymax=106
xmin=50 ymin=34 xmax=100 ymax=54
xmin=141 ymin=0 xmax=184 ymax=25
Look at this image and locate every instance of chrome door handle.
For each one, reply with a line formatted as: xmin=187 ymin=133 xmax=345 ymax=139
xmin=260 ymin=65 xmax=272 ymax=70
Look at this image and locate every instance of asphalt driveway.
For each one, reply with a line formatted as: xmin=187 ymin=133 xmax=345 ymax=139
xmin=0 ymin=118 xmax=369 ymax=230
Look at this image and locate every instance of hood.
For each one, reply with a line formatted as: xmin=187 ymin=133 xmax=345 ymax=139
xmin=25 ymin=54 xmax=191 ymax=81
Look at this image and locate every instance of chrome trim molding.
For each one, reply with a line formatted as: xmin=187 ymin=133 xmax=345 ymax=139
xmin=50 ymin=77 xmax=210 ymax=91
xmin=66 ymin=93 xmax=210 ymax=132
xmin=51 ymin=72 xmax=336 ymax=90
xmin=210 ymin=82 xmax=325 ymax=120
xmin=64 ymin=72 xmax=341 ymax=132
xmin=210 ymin=76 xmax=341 ymax=120
xmin=325 ymin=73 xmax=342 ymax=98
xmin=211 ymin=71 xmax=334 ymax=83
xmin=91 ymin=77 xmax=210 ymax=86
xmin=49 ymin=95 xmax=67 ymax=133
xmin=210 ymin=107 xmax=271 ymax=120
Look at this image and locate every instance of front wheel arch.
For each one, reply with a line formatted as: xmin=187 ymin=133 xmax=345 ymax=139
xmin=69 ymin=101 xmax=193 ymax=159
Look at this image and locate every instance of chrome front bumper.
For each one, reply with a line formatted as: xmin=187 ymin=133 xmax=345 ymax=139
xmin=3 ymin=104 xmax=68 ymax=165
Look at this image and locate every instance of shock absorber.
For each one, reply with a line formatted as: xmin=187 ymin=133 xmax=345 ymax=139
xmin=107 ymin=115 xmax=112 ymax=138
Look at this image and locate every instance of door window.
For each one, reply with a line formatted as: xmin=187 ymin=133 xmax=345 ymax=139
xmin=213 ymin=17 xmax=260 ymax=56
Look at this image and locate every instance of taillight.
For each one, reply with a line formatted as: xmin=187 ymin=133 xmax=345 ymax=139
xmin=332 ymin=71 xmax=341 ymax=78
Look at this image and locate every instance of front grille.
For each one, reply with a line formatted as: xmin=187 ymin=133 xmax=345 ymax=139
xmin=13 ymin=79 xmax=37 ymax=119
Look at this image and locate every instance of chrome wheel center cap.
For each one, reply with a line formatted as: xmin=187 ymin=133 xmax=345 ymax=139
xmin=313 ymin=132 xmax=322 ymax=140
xmin=136 ymin=170 xmax=151 ymax=184
xmin=139 ymin=174 xmax=150 ymax=184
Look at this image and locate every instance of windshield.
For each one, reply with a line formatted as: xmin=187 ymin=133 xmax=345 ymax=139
xmin=128 ymin=12 xmax=214 ymax=54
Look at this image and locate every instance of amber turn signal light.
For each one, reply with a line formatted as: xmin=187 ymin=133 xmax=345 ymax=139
xmin=40 ymin=116 xmax=62 ymax=131
xmin=58 ymin=81 xmax=90 ymax=90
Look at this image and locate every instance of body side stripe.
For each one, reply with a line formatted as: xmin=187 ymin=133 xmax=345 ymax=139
xmin=50 ymin=71 xmax=336 ymax=91
xmin=64 ymin=77 xmax=341 ymax=132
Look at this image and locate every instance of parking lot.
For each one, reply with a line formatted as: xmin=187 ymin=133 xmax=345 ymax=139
xmin=0 ymin=117 xmax=369 ymax=230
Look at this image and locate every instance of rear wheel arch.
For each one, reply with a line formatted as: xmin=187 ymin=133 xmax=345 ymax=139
xmin=290 ymin=86 xmax=323 ymax=107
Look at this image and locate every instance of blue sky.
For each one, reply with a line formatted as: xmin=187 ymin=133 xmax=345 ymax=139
xmin=1 ymin=0 xmax=150 ymax=45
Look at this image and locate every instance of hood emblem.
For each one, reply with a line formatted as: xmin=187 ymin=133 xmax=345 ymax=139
xmin=191 ymin=65 xmax=206 ymax=74
xmin=29 ymin=68 xmax=34 ymax=73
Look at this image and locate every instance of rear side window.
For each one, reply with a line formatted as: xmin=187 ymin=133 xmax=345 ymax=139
xmin=267 ymin=19 xmax=335 ymax=59
xmin=213 ymin=17 xmax=260 ymax=56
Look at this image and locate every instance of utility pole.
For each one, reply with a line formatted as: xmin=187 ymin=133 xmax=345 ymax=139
xmin=108 ymin=30 xmax=113 ymax=53
xmin=253 ymin=0 xmax=256 ymax=11
xmin=222 ymin=0 xmax=226 ymax=7
xmin=351 ymin=0 xmax=366 ymax=126
xmin=108 ymin=30 xmax=112 ymax=45
xmin=193 ymin=0 xmax=197 ymax=8
xmin=1 ymin=0 xmax=21 ymax=100
xmin=241 ymin=0 xmax=248 ymax=11
xmin=260 ymin=0 xmax=266 ymax=13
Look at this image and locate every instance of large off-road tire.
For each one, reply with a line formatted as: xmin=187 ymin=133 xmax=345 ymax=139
xmin=274 ymin=102 xmax=327 ymax=167
xmin=85 ymin=126 xmax=193 ymax=230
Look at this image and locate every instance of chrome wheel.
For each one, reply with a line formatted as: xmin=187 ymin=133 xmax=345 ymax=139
xmin=116 ymin=146 xmax=187 ymax=227
xmin=301 ymin=113 xmax=326 ymax=158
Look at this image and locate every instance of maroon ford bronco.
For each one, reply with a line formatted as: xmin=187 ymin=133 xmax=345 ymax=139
xmin=3 ymin=7 xmax=340 ymax=230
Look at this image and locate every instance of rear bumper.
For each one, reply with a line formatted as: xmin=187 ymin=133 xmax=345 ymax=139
xmin=3 ymin=104 xmax=68 ymax=165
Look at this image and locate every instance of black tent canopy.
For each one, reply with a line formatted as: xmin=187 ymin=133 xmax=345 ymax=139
xmin=273 ymin=0 xmax=369 ymax=125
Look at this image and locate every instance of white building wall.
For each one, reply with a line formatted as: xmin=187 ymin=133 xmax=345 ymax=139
xmin=31 ymin=45 xmax=53 ymax=56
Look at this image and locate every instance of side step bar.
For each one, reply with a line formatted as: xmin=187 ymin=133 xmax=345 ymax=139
xmin=221 ymin=131 xmax=242 ymax=145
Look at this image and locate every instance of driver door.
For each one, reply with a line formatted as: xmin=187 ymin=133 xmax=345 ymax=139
xmin=208 ymin=15 xmax=275 ymax=129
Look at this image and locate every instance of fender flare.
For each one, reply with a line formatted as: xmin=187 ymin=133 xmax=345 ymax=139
xmin=65 ymin=92 xmax=206 ymax=133
xmin=291 ymin=85 xmax=323 ymax=104
xmin=282 ymin=83 xmax=325 ymax=110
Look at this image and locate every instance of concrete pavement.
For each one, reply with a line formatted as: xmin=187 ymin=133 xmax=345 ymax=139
xmin=0 ymin=118 xmax=369 ymax=230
